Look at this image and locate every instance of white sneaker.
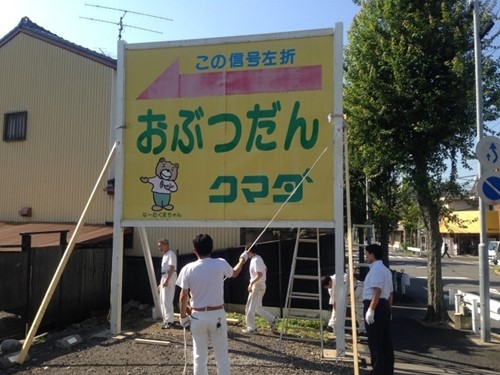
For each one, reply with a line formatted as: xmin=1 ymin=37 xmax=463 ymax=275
xmin=241 ymin=328 xmax=257 ymax=334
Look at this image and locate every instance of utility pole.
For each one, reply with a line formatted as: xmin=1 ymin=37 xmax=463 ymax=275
xmin=471 ymin=0 xmax=490 ymax=343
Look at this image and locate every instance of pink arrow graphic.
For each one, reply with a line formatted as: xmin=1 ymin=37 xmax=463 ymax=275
xmin=137 ymin=59 xmax=322 ymax=100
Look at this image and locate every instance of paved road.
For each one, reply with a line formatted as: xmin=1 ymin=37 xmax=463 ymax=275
xmin=381 ymin=251 xmax=500 ymax=374
xmin=389 ymin=251 xmax=500 ymax=334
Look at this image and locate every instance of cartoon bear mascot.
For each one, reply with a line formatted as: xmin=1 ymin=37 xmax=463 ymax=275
xmin=140 ymin=157 xmax=179 ymax=211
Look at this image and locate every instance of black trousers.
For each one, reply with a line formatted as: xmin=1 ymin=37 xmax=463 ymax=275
xmin=363 ymin=299 xmax=394 ymax=375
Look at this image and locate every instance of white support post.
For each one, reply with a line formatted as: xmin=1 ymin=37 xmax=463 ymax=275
xmin=138 ymin=227 xmax=162 ymax=318
xmin=332 ymin=21 xmax=347 ymax=362
xmin=471 ymin=299 xmax=479 ymax=334
xmin=454 ymin=294 xmax=462 ymax=314
xmin=110 ymin=39 xmax=127 ymax=336
xmin=448 ymin=288 xmax=457 ymax=309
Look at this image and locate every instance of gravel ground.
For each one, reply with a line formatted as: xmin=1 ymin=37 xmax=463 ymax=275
xmin=1 ymin=307 xmax=366 ymax=375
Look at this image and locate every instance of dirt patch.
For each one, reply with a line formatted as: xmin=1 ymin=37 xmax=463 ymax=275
xmin=1 ymin=308 xmax=365 ymax=374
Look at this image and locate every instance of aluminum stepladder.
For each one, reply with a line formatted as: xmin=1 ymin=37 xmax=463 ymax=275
xmin=279 ymin=227 xmax=324 ymax=355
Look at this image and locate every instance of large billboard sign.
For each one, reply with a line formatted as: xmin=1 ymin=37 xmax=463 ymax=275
xmin=119 ymin=28 xmax=341 ymax=227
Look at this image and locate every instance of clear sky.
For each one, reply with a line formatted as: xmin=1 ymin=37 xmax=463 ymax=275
xmin=1 ymin=0 xmax=360 ymax=58
xmin=0 ymin=0 xmax=489 ymax=183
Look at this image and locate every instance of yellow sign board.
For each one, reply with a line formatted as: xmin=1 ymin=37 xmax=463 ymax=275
xmin=122 ymin=31 xmax=336 ymax=225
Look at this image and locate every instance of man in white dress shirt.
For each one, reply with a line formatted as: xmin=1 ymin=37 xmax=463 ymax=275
xmin=363 ymin=243 xmax=394 ymax=375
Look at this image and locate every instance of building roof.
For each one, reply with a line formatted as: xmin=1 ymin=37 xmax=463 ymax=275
xmin=0 ymin=222 xmax=121 ymax=251
xmin=0 ymin=17 xmax=116 ymax=69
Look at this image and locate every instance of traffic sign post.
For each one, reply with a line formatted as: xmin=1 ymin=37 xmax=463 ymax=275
xmin=475 ymin=134 xmax=499 ymax=344
xmin=472 ymin=0 xmax=492 ymax=343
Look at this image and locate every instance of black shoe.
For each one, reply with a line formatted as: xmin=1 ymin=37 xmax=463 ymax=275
xmin=161 ymin=322 xmax=174 ymax=329
xmin=326 ymin=326 xmax=334 ymax=332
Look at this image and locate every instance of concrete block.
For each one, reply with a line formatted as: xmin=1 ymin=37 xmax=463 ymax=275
xmin=454 ymin=313 xmax=472 ymax=330
xmin=56 ymin=334 xmax=82 ymax=349
xmin=1 ymin=351 xmax=29 ymax=369
xmin=152 ymin=307 xmax=161 ymax=320
xmin=0 ymin=339 xmax=21 ymax=354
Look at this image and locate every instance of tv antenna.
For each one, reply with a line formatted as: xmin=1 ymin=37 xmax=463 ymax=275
xmin=81 ymin=3 xmax=173 ymax=40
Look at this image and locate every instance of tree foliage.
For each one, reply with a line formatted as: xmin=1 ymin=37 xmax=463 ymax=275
xmin=345 ymin=0 xmax=500 ymax=322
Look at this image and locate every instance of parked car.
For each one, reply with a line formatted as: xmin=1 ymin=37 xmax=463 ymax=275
xmin=488 ymin=241 xmax=499 ymax=265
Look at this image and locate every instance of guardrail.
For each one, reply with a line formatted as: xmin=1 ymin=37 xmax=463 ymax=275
xmin=407 ymin=246 xmax=424 ymax=256
xmin=392 ymin=269 xmax=410 ymax=294
xmin=449 ymin=288 xmax=500 ymax=334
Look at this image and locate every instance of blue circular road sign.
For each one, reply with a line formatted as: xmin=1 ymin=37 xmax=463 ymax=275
xmin=478 ymin=171 xmax=500 ymax=205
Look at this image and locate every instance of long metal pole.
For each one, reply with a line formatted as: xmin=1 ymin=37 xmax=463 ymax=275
xmin=471 ymin=0 xmax=490 ymax=343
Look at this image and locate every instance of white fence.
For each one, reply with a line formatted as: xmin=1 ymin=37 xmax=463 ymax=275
xmin=449 ymin=288 xmax=500 ymax=334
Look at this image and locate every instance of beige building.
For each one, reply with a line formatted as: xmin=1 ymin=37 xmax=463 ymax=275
xmin=0 ymin=17 xmax=116 ymax=224
xmin=0 ymin=17 xmax=240 ymax=256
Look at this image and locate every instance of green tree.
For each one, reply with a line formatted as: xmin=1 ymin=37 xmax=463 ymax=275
xmin=398 ymin=183 xmax=424 ymax=247
xmin=345 ymin=0 xmax=500 ymax=322
xmin=348 ymin=147 xmax=401 ymax=265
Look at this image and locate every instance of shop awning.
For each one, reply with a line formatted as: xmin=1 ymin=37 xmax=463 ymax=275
xmin=439 ymin=210 xmax=500 ymax=234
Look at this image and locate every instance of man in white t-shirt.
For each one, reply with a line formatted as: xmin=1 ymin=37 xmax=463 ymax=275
xmin=176 ymin=233 xmax=247 ymax=375
xmin=158 ymin=239 xmax=177 ymax=329
xmin=242 ymin=246 xmax=277 ymax=334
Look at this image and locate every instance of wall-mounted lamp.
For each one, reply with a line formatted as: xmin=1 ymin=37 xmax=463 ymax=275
xmin=104 ymin=178 xmax=115 ymax=195
xmin=19 ymin=207 xmax=32 ymax=217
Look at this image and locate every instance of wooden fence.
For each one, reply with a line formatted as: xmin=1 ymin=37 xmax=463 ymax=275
xmin=1 ymin=232 xmax=336 ymax=340
xmin=0 ymin=244 xmax=112 ymax=339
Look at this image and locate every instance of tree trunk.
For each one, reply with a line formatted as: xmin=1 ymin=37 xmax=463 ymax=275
xmin=415 ymin=178 xmax=450 ymax=323
xmin=425 ymin=203 xmax=450 ymax=322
